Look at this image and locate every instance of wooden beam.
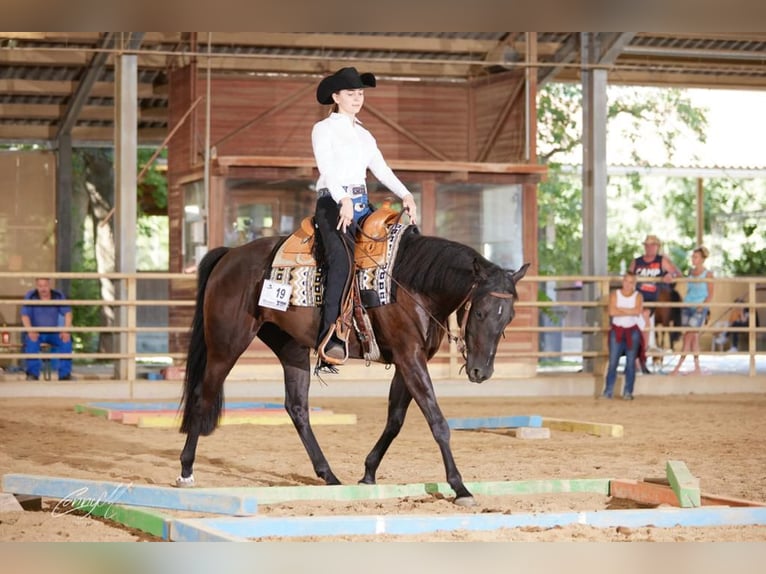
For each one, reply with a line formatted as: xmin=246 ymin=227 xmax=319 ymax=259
xmin=214 ymin=155 xmax=547 ymax=175
xmin=57 ymin=32 xmax=114 ymax=137
xmin=195 ymin=32 xmax=499 ymax=54
xmin=598 ymin=32 xmax=636 ymax=65
xmin=0 ymin=49 xmax=91 ymax=66
xmin=363 ymin=102 xmax=451 ymax=162
xmin=0 ymin=79 xmax=165 ymax=99
xmin=0 ymin=32 xmax=101 ymax=42
xmin=556 ymin=68 xmax=766 ymax=90
xmin=0 ymin=124 xmax=166 ymax=143
xmin=0 ymin=103 xmax=166 ymax=122
xmin=477 ymin=80 xmax=524 ymax=162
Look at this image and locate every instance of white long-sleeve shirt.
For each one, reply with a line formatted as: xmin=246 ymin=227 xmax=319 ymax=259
xmin=311 ymin=113 xmax=411 ymax=203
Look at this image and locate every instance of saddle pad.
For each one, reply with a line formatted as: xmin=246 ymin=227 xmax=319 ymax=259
xmin=268 ymin=222 xmax=410 ymax=309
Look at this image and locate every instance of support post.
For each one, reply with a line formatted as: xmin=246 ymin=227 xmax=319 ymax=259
xmin=114 ymin=51 xmax=138 ymax=389
xmin=581 ymin=33 xmax=609 ymax=375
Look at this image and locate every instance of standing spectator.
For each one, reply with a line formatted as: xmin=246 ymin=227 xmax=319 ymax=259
xmin=602 ymin=271 xmax=646 ymax=400
xmin=628 ymin=234 xmax=682 ymax=370
xmin=671 ymin=247 xmax=714 ymax=375
xmin=21 ymin=278 xmax=74 ymax=381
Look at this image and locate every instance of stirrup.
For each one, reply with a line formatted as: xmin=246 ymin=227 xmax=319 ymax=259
xmin=317 ymin=326 xmax=348 ymax=365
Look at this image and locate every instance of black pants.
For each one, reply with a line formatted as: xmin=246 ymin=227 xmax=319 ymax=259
xmin=314 ymin=195 xmax=355 ymax=348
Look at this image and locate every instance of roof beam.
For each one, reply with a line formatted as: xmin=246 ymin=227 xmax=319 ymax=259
xmin=0 ymin=103 xmax=166 ymax=122
xmin=0 ymin=79 xmax=166 ymax=99
xmin=56 ymin=32 xmax=114 ymax=138
xmin=621 ymin=44 xmax=766 ymax=61
xmin=598 ymin=32 xmax=636 ymax=65
xmin=197 ymin=32 xmax=499 ymax=54
xmin=538 ymin=33 xmax=579 ymax=85
xmin=179 ymin=55 xmax=476 ymax=78
xmin=0 ymin=124 xmax=166 ymax=143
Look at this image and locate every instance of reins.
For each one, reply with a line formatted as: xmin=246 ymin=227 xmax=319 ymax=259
xmin=348 ymin=215 xmax=516 ymax=360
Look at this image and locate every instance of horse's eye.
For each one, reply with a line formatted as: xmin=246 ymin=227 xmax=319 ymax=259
xmin=475 ymin=310 xmax=484 ymax=319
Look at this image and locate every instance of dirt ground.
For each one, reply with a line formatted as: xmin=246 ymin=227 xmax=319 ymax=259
xmin=1 ymin=392 xmax=765 ymax=541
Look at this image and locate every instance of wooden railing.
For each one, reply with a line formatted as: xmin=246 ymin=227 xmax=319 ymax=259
xmin=1 ymin=272 xmax=764 ymax=386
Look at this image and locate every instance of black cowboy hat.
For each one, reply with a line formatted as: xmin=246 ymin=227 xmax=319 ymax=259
xmin=316 ymin=67 xmax=376 ymax=105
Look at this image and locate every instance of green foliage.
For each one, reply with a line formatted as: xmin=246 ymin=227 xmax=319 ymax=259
xmin=137 ymin=148 xmax=168 ymax=210
xmin=69 ymin=234 xmax=100 ymax=354
xmin=537 ymin=83 xmax=710 ymax=277
xmin=726 ymin=246 xmax=766 ymax=276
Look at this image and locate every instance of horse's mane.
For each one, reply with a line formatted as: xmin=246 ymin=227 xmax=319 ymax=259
xmin=393 ymin=229 xmax=495 ymax=294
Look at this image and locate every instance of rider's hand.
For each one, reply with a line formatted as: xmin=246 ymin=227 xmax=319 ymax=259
xmin=402 ymin=194 xmax=418 ymax=225
xmin=337 ymin=197 xmax=354 ymax=233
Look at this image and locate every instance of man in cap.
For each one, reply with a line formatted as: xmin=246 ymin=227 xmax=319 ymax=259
xmin=628 ymin=234 xmax=681 ymax=370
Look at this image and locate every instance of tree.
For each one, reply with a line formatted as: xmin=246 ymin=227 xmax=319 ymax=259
xmin=70 ymin=147 xmax=168 ymax=354
xmin=536 ymin=83 xmax=709 ymax=276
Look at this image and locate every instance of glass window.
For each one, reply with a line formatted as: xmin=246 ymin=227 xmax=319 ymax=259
xmin=182 ymin=181 xmax=206 ymax=270
xmin=435 ymin=183 xmax=523 ymax=269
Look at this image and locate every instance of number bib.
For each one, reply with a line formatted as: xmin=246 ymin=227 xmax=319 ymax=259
xmin=258 ymin=279 xmax=293 ymax=311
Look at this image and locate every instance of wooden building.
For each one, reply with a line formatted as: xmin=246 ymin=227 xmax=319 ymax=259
xmin=166 ymin=63 xmax=546 ymax=377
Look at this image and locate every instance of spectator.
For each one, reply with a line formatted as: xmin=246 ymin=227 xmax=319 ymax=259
xmin=728 ymin=300 xmax=750 ymax=352
xmin=21 ymin=278 xmax=74 ymax=381
xmin=601 ymin=271 xmax=646 ymax=401
xmin=628 ymin=234 xmax=682 ymax=371
xmin=671 ymin=246 xmax=714 ymax=375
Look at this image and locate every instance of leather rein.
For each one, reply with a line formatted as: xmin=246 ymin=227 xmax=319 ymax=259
xmin=348 ymin=214 xmax=516 ymax=362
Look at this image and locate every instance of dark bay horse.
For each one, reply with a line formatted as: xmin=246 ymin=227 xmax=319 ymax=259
xmin=652 ymin=284 xmax=682 ymax=361
xmin=176 ymin=226 xmax=529 ymax=506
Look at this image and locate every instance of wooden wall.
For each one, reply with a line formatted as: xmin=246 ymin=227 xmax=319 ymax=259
xmin=165 ymin=66 xmax=538 ymax=374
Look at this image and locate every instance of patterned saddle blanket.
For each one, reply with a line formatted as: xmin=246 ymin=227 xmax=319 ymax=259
xmin=269 ymin=204 xmax=410 ymax=308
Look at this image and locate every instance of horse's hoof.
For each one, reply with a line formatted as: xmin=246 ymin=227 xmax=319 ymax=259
xmin=175 ymin=474 xmax=195 ymax=488
xmin=453 ymin=495 xmax=476 ymax=507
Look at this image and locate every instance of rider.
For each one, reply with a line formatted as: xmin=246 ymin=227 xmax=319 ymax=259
xmin=628 ymin=234 xmax=682 ymax=366
xmin=311 ymin=67 xmax=418 ymax=366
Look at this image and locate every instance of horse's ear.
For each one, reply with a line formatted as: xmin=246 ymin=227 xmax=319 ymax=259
xmin=473 ymin=258 xmax=489 ymax=280
xmin=510 ymin=263 xmax=530 ymax=283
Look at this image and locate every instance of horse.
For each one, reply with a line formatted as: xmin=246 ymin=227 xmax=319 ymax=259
xmin=176 ymin=224 xmax=529 ymax=506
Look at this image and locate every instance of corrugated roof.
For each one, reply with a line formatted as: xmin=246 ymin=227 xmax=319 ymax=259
xmin=1 ymin=32 xmax=765 ymax=145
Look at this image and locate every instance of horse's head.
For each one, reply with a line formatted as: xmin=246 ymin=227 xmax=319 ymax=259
xmin=459 ymin=261 xmax=529 ymax=383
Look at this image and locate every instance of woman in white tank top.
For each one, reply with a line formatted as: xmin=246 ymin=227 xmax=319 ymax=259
xmin=602 ymin=272 xmax=645 ymax=400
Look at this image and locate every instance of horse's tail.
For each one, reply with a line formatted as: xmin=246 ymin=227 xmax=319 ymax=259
xmin=180 ymin=246 xmax=230 ymax=435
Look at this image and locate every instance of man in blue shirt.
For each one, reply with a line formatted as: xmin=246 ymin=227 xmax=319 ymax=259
xmin=21 ymin=278 xmax=74 ymax=381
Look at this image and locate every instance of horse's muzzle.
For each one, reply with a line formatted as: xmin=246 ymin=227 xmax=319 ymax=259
xmin=467 ymin=366 xmax=492 ymax=383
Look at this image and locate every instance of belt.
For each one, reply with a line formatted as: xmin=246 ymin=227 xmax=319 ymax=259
xmin=317 ymin=185 xmax=367 ymax=199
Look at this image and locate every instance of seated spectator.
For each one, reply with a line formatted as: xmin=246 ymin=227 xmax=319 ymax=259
xmin=726 ymin=300 xmax=752 ymax=352
xmin=21 ymin=278 xmax=74 ymax=381
xmin=601 ymin=271 xmax=646 ymax=401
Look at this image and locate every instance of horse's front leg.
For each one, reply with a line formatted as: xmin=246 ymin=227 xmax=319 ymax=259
xmin=403 ymin=359 xmax=475 ymax=506
xmin=360 ymin=369 xmax=412 ymax=485
xmin=259 ymin=323 xmax=340 ymax=485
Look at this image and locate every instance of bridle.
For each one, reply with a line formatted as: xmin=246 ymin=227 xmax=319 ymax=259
xmin=346 ymin=216 xmax=517 ymax=362
xmin=455 ymin=285 xmax=516 ymax=361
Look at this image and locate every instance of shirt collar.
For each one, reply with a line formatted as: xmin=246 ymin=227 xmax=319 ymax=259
xmin=329 ymin=112 xmax=363 ymax=127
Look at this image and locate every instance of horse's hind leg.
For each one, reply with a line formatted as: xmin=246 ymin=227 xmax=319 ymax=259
xmin=258 ymin=323 xmax=340 ymax=485
xmin=178 ymin=351 xmax=243 ymax=485
xmin=360 ymin=369 xmax=412 ymax=485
